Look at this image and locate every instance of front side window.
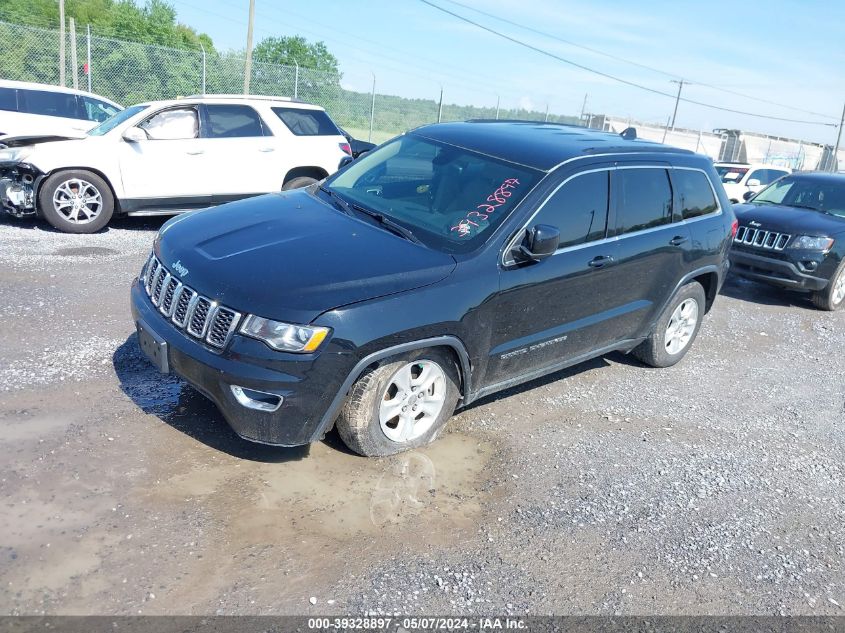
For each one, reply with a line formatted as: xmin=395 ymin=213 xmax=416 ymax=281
xmin=0 ymin=87 xmax=18 ymax=112
xmin=81 ymin=96 xmax=120 ymax=123
xmin=324 ymin=134 xmax=543 ymax=253
xmin=19 ymin=89 xmax=80 ymax=119
xmin=205 ymin=104 xmax=267 ymax=138
xmin=534 ymin=170 xmax=609 ymax=249
xmin=673 ymin=169 xmax=718 ymax=220
xmin=616 ymin=168 xmax=673 ymax=235
xmin=273 ymin=107 xmax=341 ymax=136
xmin=139 ymin=107 xmax=198 ymax=140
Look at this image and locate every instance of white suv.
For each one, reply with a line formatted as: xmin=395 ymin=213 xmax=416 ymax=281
xmin=0 ymin=95 xmax=351 ymax=233
xmin=714 ymin=162 xmax=792 ymax=203
xmin=0 ymin=79 xmax=122 ymax=139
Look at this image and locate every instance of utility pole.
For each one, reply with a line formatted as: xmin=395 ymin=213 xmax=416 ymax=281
xmin=243 ymin=0 xmax=255 ymax=94
xmin=495 ymin=95 xmax=500 ymax=120
xmin=669 ymin=79 xmax=686 ymax=131
xmin=580 ymin=93 xmax=588 ymax=125
xmin=544 ymin=103 xmax=549 ymax=122
xmin=832 ymin=102 xmax=845 ymax=173
xmin=69 ymin=17 xmax=78 ymax=89
xmin=58 ymin=0 xmax=66 ymax=86
xmin=86 ymin=24 xmax=92 ymax=92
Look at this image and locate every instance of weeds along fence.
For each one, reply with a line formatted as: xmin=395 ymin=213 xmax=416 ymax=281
xmin=0 ymin=20 xmax=579 ymax=143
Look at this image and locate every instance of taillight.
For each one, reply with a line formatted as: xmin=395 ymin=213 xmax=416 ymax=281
xmin=731 ymin=219 xmax=739 ymax=238
xmin=339 ymin=142 xmax=352 ymax=156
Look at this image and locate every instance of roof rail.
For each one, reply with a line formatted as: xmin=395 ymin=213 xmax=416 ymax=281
xmin=181 ymin=94 xmax=308 ymax=103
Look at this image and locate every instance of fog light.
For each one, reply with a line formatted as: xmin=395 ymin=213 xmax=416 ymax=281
xmin=798 ymin=260 xmax=818 ymax=273
xmin=230 ymin=385 xmax=284 ymax=412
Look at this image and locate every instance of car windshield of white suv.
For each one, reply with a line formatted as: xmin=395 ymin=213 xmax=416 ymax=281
xmin=716 ymin=165 xmax=749 ymax=183
xmin=87 ymin=104 xmax=148 ymax=136
xmin=323 ymin=134 xmax=543 ymax=253
xmin=751 ymin=176 xmax=845 ymax=217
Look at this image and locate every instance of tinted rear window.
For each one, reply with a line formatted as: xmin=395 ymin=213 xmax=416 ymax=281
xmin=273 ymin=107 xmax=340 ymax=136
xmin=673 ymin=169 xmax=718 ymax=220
xmin=0 ymin=87 xmax=17 ymax=112
xmin=205 ymin=104 xmax=268 ymax=138
xmin=19 ymin=89 xmax=80 ymax=119
xmin=535 ymin=170 xmax=609 ymax=248
xmin=616 ymin=168 xmax=673 ymax=235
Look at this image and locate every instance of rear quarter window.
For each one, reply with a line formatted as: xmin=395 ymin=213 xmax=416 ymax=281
xmin=19 ymin=89 xmax=80 ymax=119
xmin=0 ymin=87 xmax=18 ymax=112
xmin=272 ymin=107 xmax=341 ymax=136
xmin=672 ymin=169 xmax=719 ymax=220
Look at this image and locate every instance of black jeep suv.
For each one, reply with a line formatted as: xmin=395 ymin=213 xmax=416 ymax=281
xmin=731 ymin=172 xmax=845 ymax=310
xmin=131 ymin=121 xmax=734 ymax=457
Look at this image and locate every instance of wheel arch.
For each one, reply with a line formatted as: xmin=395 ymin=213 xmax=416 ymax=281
xmin=38 ymin=166 xmax=121 ymax=214
xmin=311 ymin=336 xmax=472 ymax=442
xmin=283 ymin=165 xmax=329 ymax=185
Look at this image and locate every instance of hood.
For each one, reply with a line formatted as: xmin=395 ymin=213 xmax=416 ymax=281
xmin=733 ymin=203 xmax=845 ymax=237
xmin=0 ymin=133 xmax=88 ymax=148
xmin=156 ymin=189 xmax=457 ymax=324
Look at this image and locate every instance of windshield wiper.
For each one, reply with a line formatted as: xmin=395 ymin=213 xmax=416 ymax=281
xmin=788 ymin=203 xmax=822 ymax=212
xmin=318 ymin=185 xmax=354 ymax=216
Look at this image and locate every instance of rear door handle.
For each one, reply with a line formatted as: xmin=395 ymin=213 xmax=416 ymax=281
xmin=259 ymin=147 xmax=275 ymax=153
xmin=186 ymin=150 xmax=204 ymax=155
xmin=588 ymin=255 xmax=614 ymax=268
xmin=669 ymin=235 xmax=688 ymax=246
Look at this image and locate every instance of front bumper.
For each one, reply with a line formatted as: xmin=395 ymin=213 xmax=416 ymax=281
xmin=729 ymin=249 xmax=828 ymax=291
xmin=130 ymin=280 xmax=355 ymax=446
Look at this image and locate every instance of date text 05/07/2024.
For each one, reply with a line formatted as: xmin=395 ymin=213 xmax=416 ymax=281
xmin=306 ymin=616 xmax=528 ymax=631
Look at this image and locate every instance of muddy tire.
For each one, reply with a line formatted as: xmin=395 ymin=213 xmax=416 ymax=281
xmin=282 ymin=176 xmax=318 ymax=191
xmin=811 ymin=259 xmax=845 ymax=311
xmin=632 ymin=281 xmax=706 ymax=368
xmin=335 ymin=348 xmax=461 ymax=457
xmin=39 ymin=169 xmax=114 ymax=234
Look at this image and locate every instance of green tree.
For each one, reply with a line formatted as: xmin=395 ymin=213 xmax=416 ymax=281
xmin=253 ymin=35 xmax=338 ymax=75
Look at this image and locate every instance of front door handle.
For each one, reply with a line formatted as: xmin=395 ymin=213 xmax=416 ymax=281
xmin=259 ymin=147 xmax=275 ymax=153
xmin=588 ymin=255 xmax=614 ymax=268
xmin=669 ymin=235 xmax=688 ymax=246
xmin=186 ymin=149 xmax=204 ymax=155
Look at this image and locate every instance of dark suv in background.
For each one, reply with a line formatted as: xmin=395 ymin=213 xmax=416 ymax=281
xmin=731 ymin=172 xmax=845 ymax=310
xmin=131 ymin=121 xmax=735 ymax=457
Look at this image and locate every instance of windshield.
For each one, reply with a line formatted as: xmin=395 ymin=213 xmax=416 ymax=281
xmin=87 ymin=104 xmax=149 ymax=136
xmin=751 ymin=175 xmax=845 ymax=217
xmin=323 ymin=134 xmax=544 ymax=253
xmin=715 ymin=165 xmax=749 ymax=184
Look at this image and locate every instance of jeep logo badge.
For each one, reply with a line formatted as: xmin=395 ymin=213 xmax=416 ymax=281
xmin=749 ymin=220 xmax=762 ymax=227
xmin=172 ymin=260 xmax=189 ymax=277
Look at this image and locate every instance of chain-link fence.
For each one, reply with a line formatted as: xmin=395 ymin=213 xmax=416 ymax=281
xmin=0 ymin=19 xmax=581 ymax=143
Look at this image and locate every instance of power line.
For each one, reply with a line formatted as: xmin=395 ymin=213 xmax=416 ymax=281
xmin=439 ymin=0 xmax=839 ymax=121
xmin=420 ymin=0 xmax=838 ymax=127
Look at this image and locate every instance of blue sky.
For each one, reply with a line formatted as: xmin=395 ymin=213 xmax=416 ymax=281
xmin=170 ymin=0 xmax=844 ymax=144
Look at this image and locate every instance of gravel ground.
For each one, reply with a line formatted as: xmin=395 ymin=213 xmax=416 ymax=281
xmin=0 ymin=213 xmax=843 ymax=616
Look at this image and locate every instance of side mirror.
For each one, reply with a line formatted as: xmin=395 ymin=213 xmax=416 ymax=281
xmin=746 ymin=178 xmax=761 ymax=188
xmin=122 ymin=127 xmax=147 ymax=143
xmin=516 ymin=224 xmax=559 ymax=262
xmin=338 ymin=155 xmax=354 ymax=169
xmin=743 ymin=190 xmax=756 ymax=201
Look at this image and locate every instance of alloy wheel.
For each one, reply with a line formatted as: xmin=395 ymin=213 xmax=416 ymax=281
xmin=664 ymin=298 xmax=699 ymax=355
xmin=53 ymin=178 xmax=103 ymax=224
xmin=378 ymin=360 xmax=447 ymax=443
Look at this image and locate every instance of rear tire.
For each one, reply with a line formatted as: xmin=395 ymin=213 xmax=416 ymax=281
xmin=39 ymin=169 xmax=114 ymax=234
xmin=282 ymin=176 xmax=318 ymax=191
xmin=632 ymin=281 xmax=706 ymax=368
xmin=811 ymin=259 xmax=845 ymax=311
xmin=335 ymin=348 xmax=460 ymax=457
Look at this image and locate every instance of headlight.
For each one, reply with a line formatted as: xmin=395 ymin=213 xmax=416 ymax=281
xmin=240 ymin=315 xmax=330 ymax=353
xmin=0 ymin=147 xmax=30 ymax=163
xmin=789 ymin=235 xmax=834 ymax=251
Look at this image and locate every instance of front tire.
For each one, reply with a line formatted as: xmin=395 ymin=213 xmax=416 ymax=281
xmin=335 ymin=349 xmax=461 ymax=457
xmin=632 ymin=281 xmax=706 ymax=368
xmin=811 ymin=259 xmax=845 ymax=311
xmin=39 ymin=170 xmax=114 ymax=233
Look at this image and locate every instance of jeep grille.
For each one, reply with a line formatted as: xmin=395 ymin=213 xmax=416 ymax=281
xmin=734 ymin=226 xmax=791 ymax=251
xmin=140 ymin=254 xmax=241 ymax=350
